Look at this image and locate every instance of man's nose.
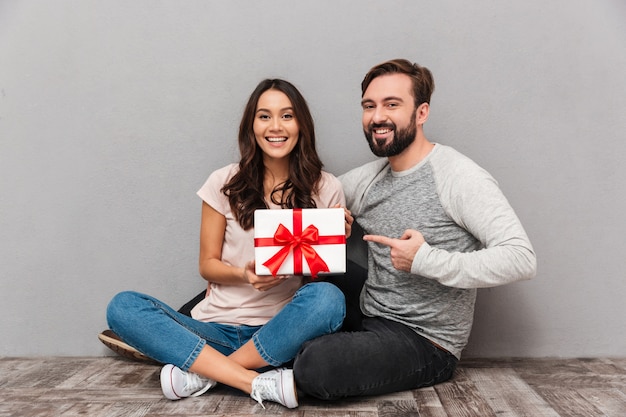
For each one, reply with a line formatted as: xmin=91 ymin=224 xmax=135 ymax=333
xmin=372 ymin=107 xmax=388 ymax=124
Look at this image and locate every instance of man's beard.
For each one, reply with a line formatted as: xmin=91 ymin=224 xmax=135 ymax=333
xmin=364 ymin=112 xmax=417 ymax=157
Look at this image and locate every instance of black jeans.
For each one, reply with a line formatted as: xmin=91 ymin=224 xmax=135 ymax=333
xmin=293 ymin=261 xmax=458 ymax=400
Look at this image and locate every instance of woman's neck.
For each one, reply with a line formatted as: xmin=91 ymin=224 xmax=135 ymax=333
xmin=264 ymin=158 xmax=289 ymax=184
xmin=263 ymin=159 xmax=290 ymax=201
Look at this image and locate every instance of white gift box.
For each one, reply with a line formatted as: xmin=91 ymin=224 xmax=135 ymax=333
xmin=254 ymin=208 xmax=346 ymax=278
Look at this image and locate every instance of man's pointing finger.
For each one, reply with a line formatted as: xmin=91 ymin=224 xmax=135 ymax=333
xmin=363 ymin=234 xmax=395 ymax=247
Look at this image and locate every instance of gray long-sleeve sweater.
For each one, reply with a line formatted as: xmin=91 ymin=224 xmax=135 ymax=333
xmin=339 ymin=144 xmax=537 ymax=359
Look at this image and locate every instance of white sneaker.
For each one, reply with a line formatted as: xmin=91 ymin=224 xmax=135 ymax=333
xmin=250 ymin=368 xmax=298 ymax=409
xmin=160 ymin=364 xmax=217 ymax=400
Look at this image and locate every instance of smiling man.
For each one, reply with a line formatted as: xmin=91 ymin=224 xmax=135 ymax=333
xmin=292 ymin=59 xmax=537 ymax=400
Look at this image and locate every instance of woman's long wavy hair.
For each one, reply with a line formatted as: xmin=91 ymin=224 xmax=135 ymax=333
xmin=221 ymin=79 xmax=323 ymax=230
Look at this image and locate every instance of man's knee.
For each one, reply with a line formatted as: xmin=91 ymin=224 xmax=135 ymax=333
xmin=293 ymin=334 xmax=346 ymax=400
xmin=294 ymin=339 xmax=328 ymax=399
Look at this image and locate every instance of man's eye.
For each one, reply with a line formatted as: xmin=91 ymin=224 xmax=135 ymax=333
xmin=362 ymin=104 xmax=374 ymax=110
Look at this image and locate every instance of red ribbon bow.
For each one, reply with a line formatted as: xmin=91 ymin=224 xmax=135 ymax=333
xmin=255 ymin=209 xmax=345 ymax=279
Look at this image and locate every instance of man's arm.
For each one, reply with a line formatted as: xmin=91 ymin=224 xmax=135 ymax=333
xmin=366 ymin=148 xmax=537 ymax=289
xmin=414 ymin=149 xmax=537 ymax=288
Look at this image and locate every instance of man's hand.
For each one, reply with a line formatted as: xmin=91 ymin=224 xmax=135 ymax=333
xmin=362 ymin=229 xmax=426 ymax=272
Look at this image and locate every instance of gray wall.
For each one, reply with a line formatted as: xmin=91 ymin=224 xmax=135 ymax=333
xmin=1 ymin=0 xmax=625 ymax=358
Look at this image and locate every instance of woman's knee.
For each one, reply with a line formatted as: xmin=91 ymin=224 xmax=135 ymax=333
xmin=303 ymin=281 xmax=345 ymax=305
xmin=106 ymin=291 xmax=143 ymax=328
xmin=301 ymin=282 xmax=346 ymax=323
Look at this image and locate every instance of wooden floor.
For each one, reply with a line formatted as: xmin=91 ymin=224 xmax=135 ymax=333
xmin=1 ymin=357 xmax=625 ymax=416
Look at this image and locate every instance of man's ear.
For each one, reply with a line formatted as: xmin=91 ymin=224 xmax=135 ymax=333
xmin=416 ymin=102 xmax=430 ymax=126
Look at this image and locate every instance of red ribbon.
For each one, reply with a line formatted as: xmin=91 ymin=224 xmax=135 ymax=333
xmin=254 ymin=209 xmax=345 ymax=278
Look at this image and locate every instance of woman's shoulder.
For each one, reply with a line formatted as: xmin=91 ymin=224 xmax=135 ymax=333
xmin=318 ymin=170 xmax=342 ymax=189
xmin=198 ymin=163 xmax=239 ymax=199
xmin=205 ymin=163 xmax=240 ymax=184
xmin=212 ymin=162 xmax=239 ymax=178
xmin=314 ymin=170 xmax=345 ymax=206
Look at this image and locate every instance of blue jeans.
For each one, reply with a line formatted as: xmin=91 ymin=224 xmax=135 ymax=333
xmin=106 ymin=282 xmax=345 ymax=371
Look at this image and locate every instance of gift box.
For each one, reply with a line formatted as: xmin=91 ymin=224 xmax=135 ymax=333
xmin=254 ymin=208 xmax=346 ymax=278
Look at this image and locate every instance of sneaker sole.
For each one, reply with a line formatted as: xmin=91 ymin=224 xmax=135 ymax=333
xmin=98 ymin=330 xmax=159 ymax=365
xmin=281 ymin=369 xmax=298 ymax=408
xmin=160 ymin=364 xmax=182 ymax=400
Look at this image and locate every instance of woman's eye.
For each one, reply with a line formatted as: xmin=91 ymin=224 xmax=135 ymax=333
xmin=282 ymin=113 xmax=294 ymax=120
xmin=258 ymin=114 xmax=270 ymax=120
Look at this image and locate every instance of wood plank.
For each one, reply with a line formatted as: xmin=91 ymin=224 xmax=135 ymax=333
xmin=376 ymin=399 xmax=419 ymax=417
xmin=463 ymin=367 xmax=560 ymax=416
xmin=2 ymin=357 xmax=626 ymax=417
xmin=512 ymin=358 xmax=619 ymax=390
xmin=578 ymin=387 xmax=626 ymax=416
xmin=433 ymin=368 xmax=498 ymax=416
xmin=538 ymin=388 xmax=606 ymax=417
xmin=412 ymin=386 xmax=448 ymax=417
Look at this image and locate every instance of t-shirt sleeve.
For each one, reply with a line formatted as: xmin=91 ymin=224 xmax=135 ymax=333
xmin=196 ymin=164 xmax=237 ymax=215
xmin=316 ymin=171 xmax=346 ymax=208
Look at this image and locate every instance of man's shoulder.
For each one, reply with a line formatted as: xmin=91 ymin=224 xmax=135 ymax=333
xmin=430 ymin=144 xmax=499 ymax=201
xmin=431 ymin=144 xmax=469 ymax=163
xmin=431 ymin=144 xmax=489 ymax=178
xmin=339 ymin=158 xmax=389 ymax=184
xmin=338 ymin=158 xmax=389 ymax=214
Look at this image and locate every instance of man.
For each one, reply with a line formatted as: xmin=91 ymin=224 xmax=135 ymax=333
xmin=292 ymin=59 xmax=537 ymax=400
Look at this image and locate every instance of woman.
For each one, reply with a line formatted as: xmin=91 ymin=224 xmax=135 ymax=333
xmin=106 ymin=79 xmax=351 ymax=409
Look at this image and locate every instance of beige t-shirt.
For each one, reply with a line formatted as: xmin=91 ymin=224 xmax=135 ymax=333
xmin=191 ymin=163 xmax=346 ymax=326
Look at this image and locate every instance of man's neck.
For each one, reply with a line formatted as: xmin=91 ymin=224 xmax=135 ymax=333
xmin=387 ymin=134 xmax=435 ymax=172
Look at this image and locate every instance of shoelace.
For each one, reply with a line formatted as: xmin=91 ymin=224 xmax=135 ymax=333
xmin=250 ymin=374 xmax=280 ymax=409
xmin=184 ymin=373 xmax=210 ymax=396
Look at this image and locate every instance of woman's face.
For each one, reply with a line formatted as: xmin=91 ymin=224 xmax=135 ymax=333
xmin=253 ymin=89 xmax=299 ymax=163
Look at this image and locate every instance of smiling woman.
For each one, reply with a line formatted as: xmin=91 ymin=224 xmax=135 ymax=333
xmin=254 ymin=90 xmax=299 ymax=156
xmin=224 ymin=79 xmax=325 ymax=230
xmin=253 ymin=90 xmax=300 ymax=186
xmin=104 ymin=78 xmax=349 ymax=410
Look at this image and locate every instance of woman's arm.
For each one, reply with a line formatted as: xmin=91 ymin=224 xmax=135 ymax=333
xmin=198 ymin=202 xmax=287 ymax=291
xmin=198 ymin=202 xmax=241 ymax=283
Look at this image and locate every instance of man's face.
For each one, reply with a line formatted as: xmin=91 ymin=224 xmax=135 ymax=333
xmin=361 ymin=73 xmax=418 ymax=157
